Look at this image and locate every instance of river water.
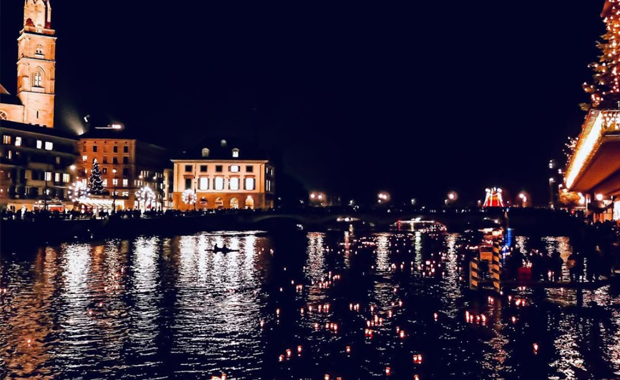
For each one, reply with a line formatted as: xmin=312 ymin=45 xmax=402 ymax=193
xmin=1 ymin=230 xmax=620 ymax=379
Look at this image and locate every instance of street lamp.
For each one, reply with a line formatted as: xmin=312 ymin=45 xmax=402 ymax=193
xmin=112 ymin=168 xmax=117 ymax=213
xmin=377 ymin=192 xmax=390 ymax=204
xmin=518 ymin=193 xmax=528 ymax=207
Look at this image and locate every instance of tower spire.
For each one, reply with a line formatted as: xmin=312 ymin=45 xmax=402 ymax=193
xmin=23 ymin=0 xmax=53 ymax=34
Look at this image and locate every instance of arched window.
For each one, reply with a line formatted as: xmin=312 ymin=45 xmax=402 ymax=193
xmin=232 ymin=148 xmax=240 ymax=158
xmin=245 ymin=196 xmax=255 ymax=210
xmin=230 ymin=197 xmax=239 ymax=209
xmin=220 ymin=139 xmax=227 ymax=147
xmin=215 ymin=197 xmax=224 ymax=209
xmin=201 ymin=148 xmax=210 ymax=158
xmin=33 ymin=71 xmax=43 ymax=87
xmin=0 ymin=111 xmax=7 ymax=120
xmin=35 ymin=45 xmax=43 ymax=55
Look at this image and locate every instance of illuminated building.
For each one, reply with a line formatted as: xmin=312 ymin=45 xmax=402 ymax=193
xmin=0 ymin=1 xmax=80 ymax=211
xmin=77 ymin=128 xmax=170 ymax=211
xmin=172 ymin=139 xmax=275 ymax=210
xmin=0 ymin=120 xmax=78 ymax=210
xmin=0 ymin=0 xmax=56 ymax=128
xmin=483 ymin=188 xmax=504 ymax=208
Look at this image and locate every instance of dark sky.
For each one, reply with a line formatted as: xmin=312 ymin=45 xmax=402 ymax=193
xmin=0 ymin=1 xmax=606 ymax=205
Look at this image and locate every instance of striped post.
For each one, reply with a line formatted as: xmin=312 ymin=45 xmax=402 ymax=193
xmin=469 ymin=257 xmax=480 ymax=290
xmin=491 ymin=240 xmax=502 ymax=293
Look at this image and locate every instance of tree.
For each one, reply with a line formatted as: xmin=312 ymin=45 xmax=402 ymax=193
xmin=88 ymin=159 xmax=105 ymax=195
xmin=583 ymin=0 xmax=620 ymax=110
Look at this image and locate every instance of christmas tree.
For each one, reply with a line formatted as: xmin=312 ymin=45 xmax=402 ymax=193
xmin=583 ymin=0 xmax=620 ymax=110
xmin=88 ymin=159 xmax=105 ymax=194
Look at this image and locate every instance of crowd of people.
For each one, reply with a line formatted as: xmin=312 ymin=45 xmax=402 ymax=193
xmin=503 ymin=221 xmax=620 ymax=283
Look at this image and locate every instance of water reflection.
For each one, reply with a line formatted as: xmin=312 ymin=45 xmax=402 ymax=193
xmin=1 ymin=231 xmax=620 ymax=379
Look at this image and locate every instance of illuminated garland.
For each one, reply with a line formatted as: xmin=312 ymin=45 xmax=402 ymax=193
xmin=68 ymin=181 xmax=90 ymax=203
xmin=136 ymin=186 xmax=155 ymax=208
xmin=583 ymin=0 xmax=620 ymax=110
xmin=182 ymin=189 xmax=196 ymax=205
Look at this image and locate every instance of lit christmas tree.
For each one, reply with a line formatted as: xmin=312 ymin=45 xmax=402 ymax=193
xmin=88 ymin=159 xmax=105 ymax=195
xmin=583 ymin=0 xmax=620 ymax=110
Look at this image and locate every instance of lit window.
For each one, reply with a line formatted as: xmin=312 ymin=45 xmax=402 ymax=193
xmin=15 ymin=137 xmax=22 ymax=147
xmin=199 ymin=177 xmax=209 ymax=190
xmin=82 ymin=155 xmax=87 ymax=162
xmin=34 ymin=71 xmax=43 ymax=87
xmin=45 ymin=172 xmax=52 ymax=181
xmin=54 ymin=173 xmax=60 ymax=182
xmin=230 ymin=177 xmax=240 ymax=190
xmin=122 ymin=192 xmax=129 ymax=197
xmin=103 ymin=179 xmax=108 ymax=187
xmin=215 ymin=177 xmax=224 ymax=190
xmin=245 ymin=177 xmax=255 ymax=191
xmin=123 ymin=179 xmax=128 ymax=187
xmin=63 ymin=173 xmax=70 ymax=183
xmin=45 ymin=141 xmax=53 ymax=151
xmin=232 ymin=148 xmax=239 ymax=158
xmin=230 ymin=165 xmax=240 ymax=173
xmin=2 ymin=136 xmax=11 ymax=145
xmin=202 ymin=148 xmax=210 ymax=158
xmin=112 ymin=178 xmax=118 ymax=186
xmin=6 ymin=150 xmax=12 ymax=160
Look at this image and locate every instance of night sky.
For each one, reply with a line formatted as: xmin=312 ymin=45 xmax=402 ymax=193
xmin=0 ymin=1 xmax=607 ymax=205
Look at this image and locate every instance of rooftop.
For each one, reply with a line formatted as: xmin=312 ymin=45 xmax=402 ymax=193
xmin=0 ymin=119 xmax=78 ymax=140
xmin=174 ymin=137 xmax=271 ymax=161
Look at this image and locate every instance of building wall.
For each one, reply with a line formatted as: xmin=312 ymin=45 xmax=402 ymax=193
xmin=0 ymin=104 xmax=25 ymax=123
xmin=172 ymin=160 xmax=275 ymax=210
xmin=0 ymin=127 xmax=78 ymax=211
xmin=78 ymin=138 xmax=169 ymax=210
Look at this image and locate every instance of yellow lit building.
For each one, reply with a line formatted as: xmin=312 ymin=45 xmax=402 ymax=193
xmin=172 ymin=139 xmax=275 ymax=210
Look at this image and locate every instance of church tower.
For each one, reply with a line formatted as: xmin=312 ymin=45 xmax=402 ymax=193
xmin=16 ymin=0 xmax=56 ymax=128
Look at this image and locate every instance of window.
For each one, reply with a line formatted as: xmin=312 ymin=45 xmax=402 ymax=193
xmin=215 ymin=165 xmax=223 ymax=173
xmin=232 ymin=148 xmax=240 ymax=158
xmin=123 ymin=168 xmax=129 ymax=175
xmin=36 ymin=140 xmax=42 ymax=149
xmin=63 ymin=173 xmax=70 ymax=183
xmin=185 ymin=165 xmax=193 ymax=173
xmin=185 ymin=178 xmax=192 ymax=190
xmin=103 ymin=157 xmax=108 ymax=164
xmin=220 ymin=139 xmax=227 ymax=147
xmin=36 ymin=45 xmax=43 ymax=55
xmin=113 ymin=146 xmax=118 ymax=153
xmin=82 ymin=155 xmax=87 ymax=162
xmin=112 ymin=178 xmax=118 ymax=186
xmin=15 ymin=137 xmax=22 ymax=147
xmin=6 ymin=150 xmax=12 ymax=160
xmin=230 ymin=165 xmax=240 ymax=173
xmin=123 ymin=146 xmax=129 ymax=153
xmin=246 ymin=165 xmax=254 ymax=173
xmin=201 ymin=148 xmax=210 ymax=158
xmin=229 ymin=177 xmax=240 ymax=190
xmin=2 ymin=136 xmax=11 ymax=145
xmin=123 ymin=157 xmax=129 ymax=164
xmin=93 ymin=146 xmax=98 ymax=152
xmin=54 ymin=173 xmax=60 ymax=182
xmin=56 ymin=157 xmax=61 ymax=165
xmin=122 ymin=191 xmax=129 ymax=197
xmin=103 ymin=179 xmax=108 ymax=187
xmin=102 ymin=168 xmax=108 ymax=175
xmin=45 ymin=172 xmax=52 ymax=181
xmin=113 ymin=157 xmax=118 ymax=164
xmin=34 ymin=71 xmax=42 ymax=87
xmin=200 ymin=165 xmax=208 ymax=172
xmin=0 ymin=111 xmax=7 ymax=120
xmin=199 ymin=177 xmax=209 ymax=190
xmin=123 ymin=179 xmax=128 ymax=187
xmin=214 ymin=177 xmax=224 ymax=190
xmin=44 ymin=141 xmax=53 ymax=151
xmin=245 ymin=177 xmax=255 ymax=191
xmin=266 ymin=179 xmax=272 ymax=192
